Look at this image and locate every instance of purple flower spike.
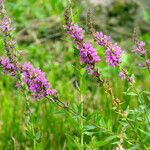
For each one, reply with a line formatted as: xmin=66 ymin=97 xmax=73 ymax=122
xmin=95 ymin=32 xmax=110 ymax=47
xmin=0 ymin=58 xmax=56 ymax=99
xmin=105 ymin=43 xmax=122 ymax=67
xmin=132 ymin=41 xmax=146 ymax=55
xmin=22 ymin=63 xmax=57 ymax=99
xmin=0 ymin=16 xmax=14 ymax=33
xmin=94 ymin=31 xmax=123 ymax=67
xmin=0 ymin=57 xmax=16 ymax=76
xmin=65 ymin=22 xmax=101 ymax=77
xmin=80 ymin=43 xmax=100 ymax=64
xmin=65 ymin=23 xmax=84 ymax=46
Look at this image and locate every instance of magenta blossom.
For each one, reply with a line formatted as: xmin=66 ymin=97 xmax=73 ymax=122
xmin=0 ymin=57 xmax=15 ymax=76
xmin=0 ymin=57 xmax=56 ymax=99
xmin=65 ymin=23 xmax=84 ymax=46
xmin=80 ymin=43 xmax=100 ymax=64
xmin=105 ymin=43 xmax=122 ymax=67
xmin=0 ymin=16 xmax=14 ymax=33
xmin=119 ymin=69 xmax=134 ymax=83
xmin=64 ymin=22 xmax=101 ymax=77
xmin=22 ymin=63 xmax=57 ymax=99
xmin=119 ymin=70 xmax=126 ymax=80
xmin=132 ymin=41 xmax=146 ymax=55
xmin=95 ymin=32 xmax=110 ymax=47
xmin=94 ymin=31 xmax=123 ymax=67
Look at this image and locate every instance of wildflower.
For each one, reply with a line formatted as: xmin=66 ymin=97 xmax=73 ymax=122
xmin=65 ymin=23 xmax=84 ymax=46
xmin=139 ymin=60 xmax=150 ymax=69
xmin=0 ymin=5 xmax=57 ymax=100
xmin=80 ymin=43 xmax=100 ymax=64
xmin=105 ymin=43 xmax=122 ymax=67
xmin=119 ymin=70 xmax=126 ymax=80
xmin=95 ymin=32 xmax=110 ymax=47
xmin=0 ymin=16 xmax=14 ymax=34
xmin=94 ymin=31 xmax=123 ymax=67
xmin=119 ymin=69 xmax=134 ymax=83
xmin=0 ymin=57 xmax=15 ymax=76
xmin=22 ymin=63 xmax=57 ymax=99
xmin=132 ymin=41 xmax=146 ymax=55
xmin=85 ymin=64 xmax=100 ymax=77
xmin=65 ymin=21 xmax=101 ymax=77
xmin=146 ymin=59 xmax=150 ymax=64
xmin=0 ymin=58 xmax=56 ymax=99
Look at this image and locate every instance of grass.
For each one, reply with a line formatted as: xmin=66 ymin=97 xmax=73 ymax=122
xmin=0 ymin=0 xmax=150 ymax=149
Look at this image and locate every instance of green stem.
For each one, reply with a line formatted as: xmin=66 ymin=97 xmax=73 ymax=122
xmin=80 ymin=94 xmax=84 ymax=150
xmin=32 ymin=124 xmax=36 ymax=150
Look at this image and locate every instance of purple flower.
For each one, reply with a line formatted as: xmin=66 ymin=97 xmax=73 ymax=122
xmin=0 ymin=57 xmax=15 ymax=76
xmin=0 ymin=16 xmax=14 ymax=33
xmin=65 ymin=23 xmax=84 ymax=46
xmin=146 ymin=59 xmax=150 ymax=66
xmin=138 ymin=60 xmax=150 ymax=68
xmin=119 ymin=69 xmax=134 ymax=83
xmin=105 ymin=43 xmax=122 ymax=67
xmin=119 ymin=70 xmax=126 ymax=80
xmin=94 ymin=31 xmax=123 ymax=67
xmin=22 ymin=63 xmax=57 ymax=99
xmin=65 ymin=22 xmax=101 ymax=77
xmin=80 ymin=43 xmax=100 ymax=64
xmin=0 ymin=58 xmax=56 ymax=99
xmin=95 ymin=32 xmax=110 ymax=47
xmin=144 ymin=59 xmax=150 ymax=69
xmin=132 ymin=41 xmax=146 ymax=55
xmin=85 ymin=64 xmax=100 ymax=77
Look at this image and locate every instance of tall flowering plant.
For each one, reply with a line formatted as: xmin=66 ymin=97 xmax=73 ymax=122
xmin=64 ymin=2 xmax=150 ymax=149
xmin=64 ymin=16 xmax=101 ymax=79
xmin=0 ymin=1 xmax=79 ymax=116
xmin=0 ymin=12 xmax=57 ymax=100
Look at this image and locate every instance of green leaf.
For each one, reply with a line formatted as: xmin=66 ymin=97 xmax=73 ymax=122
xmin=85 ymin=125 xmax=96 ymax=131
xmin=143 ymin=91 xmax=150 ymax=95
xmin=35 ymin=131 xmax=41 ymax=141
xmin=95 ymin=135 xmax=117 ymax=147
xmin=84 ymin=131 xmax=95 ymax=136
xmin=123 ymin=92 xmax=137 ymax=96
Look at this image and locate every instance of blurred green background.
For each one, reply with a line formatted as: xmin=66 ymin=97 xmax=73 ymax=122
xmin=0 ymin=0 xmax=150 ymax=149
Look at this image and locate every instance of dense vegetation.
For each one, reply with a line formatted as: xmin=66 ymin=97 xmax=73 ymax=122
xmin=0 ymin=0 xmax=150 ymax=149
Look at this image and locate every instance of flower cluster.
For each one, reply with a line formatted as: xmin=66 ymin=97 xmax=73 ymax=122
xmin=146 ymin=59 xmax=150 ymax=68
xmin=95 ymin=32 xmax=110 ymax=47
xmin=0 ymin=57 xmax=56 ymax=99
xmin=119 ymin=69 xmax=134 ymax=83
xmin=139 ymin=59 xmax=150 ymax=69
xmin=132 ymin=41 xmax=146 ymax=56
xmin=22 ymin=63 xmax=56 ymax=99
xmin=85 ymin=64 xmax=100 ymax=77
xmin=95 ymin=32 xmax=123 ymax=67
xmin=65 ymin=22 xmax=101 ymax=77
xmin=0 ymin=16 xmax=14 ymax=34
xmin=80 ymin=43 xmax=100 ymax=64
xmin=0 ymin=57 xmax=15 ymax=76
xmin=105 ymin=43 xmax=122 ymax=67
xmin=65 ymin=23 xmax=84 ymax=46
xmin=119 ymin=70 xmax=127 ymax=80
